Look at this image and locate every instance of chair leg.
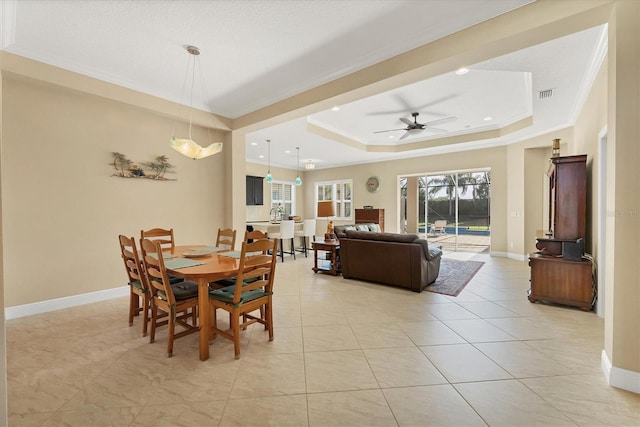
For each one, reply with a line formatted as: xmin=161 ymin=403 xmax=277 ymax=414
xmin=231 ymin=312 xmax=241 ymax=359
xmin=142 ymin=294 xmax=149 ymax=337
xmin=167 ymin=308 xmax=175 ymax=357
xmin=210 ymin=305 xmax=218 ymax=339
xmin=279 ymin=239 xmax=284 ymax=262
xmin=149 ymin=302 xmax=157 ymax=344
xmin=128 ymin=291 xmax=136 ymax=326
xmin=304 ymin=236 xmax=308 ymax=257
xmin=290 ymin=238 xmax=296 ymax=260
xmin=266 ymin=300 xmax=274 ymax=341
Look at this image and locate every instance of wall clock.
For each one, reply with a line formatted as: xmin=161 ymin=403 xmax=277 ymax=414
xmin=366 ymin=176 xmax=381 ymax=193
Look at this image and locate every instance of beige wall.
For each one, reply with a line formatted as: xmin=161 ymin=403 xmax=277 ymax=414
xmin=2 ymin=76 xmax=227 ymax=307
xmin=302 ymin=146 xmax=509 ymax=253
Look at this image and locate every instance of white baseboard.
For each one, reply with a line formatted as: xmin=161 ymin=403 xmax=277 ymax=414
xmin=488 ymin=250 xmax=527 ymax=262
xmin=602 ymin=349 xmax=640 ymax=394
xmin=5 ymin=286 xmax=129 ymax=320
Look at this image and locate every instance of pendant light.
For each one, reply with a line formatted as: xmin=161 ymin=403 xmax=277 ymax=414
xmin=169 ymin=45 xmax=223 ymax=160
xmin=294 ymin=146 xmax=302 ymax=186
xmin=265 ymin=139 xmax=273 ymax=183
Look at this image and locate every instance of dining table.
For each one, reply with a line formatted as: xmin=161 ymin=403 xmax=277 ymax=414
xmin=163 ymin=245 xmax=241 ymax=361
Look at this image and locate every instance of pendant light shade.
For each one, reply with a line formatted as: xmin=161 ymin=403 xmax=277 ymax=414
xmin=265 ymin=139 xmax=273 ymax=183
xmin=295 ymin=146 xmax=302 ymax=186
xmin=169 ymin=45 xmax=223 ymax=160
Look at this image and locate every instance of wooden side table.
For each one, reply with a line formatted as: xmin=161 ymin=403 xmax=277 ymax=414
xmin=312 ymin=240 xmax=341 ymax=275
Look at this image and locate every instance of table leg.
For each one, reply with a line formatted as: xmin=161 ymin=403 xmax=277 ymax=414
xmin=198 ymin=278 xmax=210 ymax=361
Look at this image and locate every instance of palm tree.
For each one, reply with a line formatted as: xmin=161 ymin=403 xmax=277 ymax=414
xmin=111 ymin=152 xmax=131 ymax=176
xmin=427 ymin=173 xmax=474 ymax=216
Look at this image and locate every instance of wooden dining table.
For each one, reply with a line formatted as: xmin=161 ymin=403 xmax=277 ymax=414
xmin=164 ymin=245 xmax=240 ymax=361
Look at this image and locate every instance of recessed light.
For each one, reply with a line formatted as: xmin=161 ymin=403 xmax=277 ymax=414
xmin=388 ymin=135 xmax=395 ymax=139
xmin=284 ymin=150 xmax=291 ymax=154
xmin=331 ymin=106 xmax=340 ymax=111
xmin=250 ymin=142 xmax=257 ymax=146
xmin=483 ymin=116 xmax=493 ymax=121
xmin=258 ymin=155 xmax=264 ymax=159
xmin=455 ymin=67 xmax=469 ymax=75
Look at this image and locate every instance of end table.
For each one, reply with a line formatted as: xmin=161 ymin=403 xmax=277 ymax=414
xmin=312 ymin=240 xmax=341 ymax=275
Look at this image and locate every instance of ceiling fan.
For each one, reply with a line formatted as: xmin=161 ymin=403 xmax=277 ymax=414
xmin=374 ymin=112 xmax=457 ymax=140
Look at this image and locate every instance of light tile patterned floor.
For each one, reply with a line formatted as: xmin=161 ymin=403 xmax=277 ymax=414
xmin=7 ymin=253 xmax=640 ymax=426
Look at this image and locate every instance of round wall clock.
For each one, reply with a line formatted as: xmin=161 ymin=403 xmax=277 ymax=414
xmin=366 ymin=176 xmax=381 ymax=193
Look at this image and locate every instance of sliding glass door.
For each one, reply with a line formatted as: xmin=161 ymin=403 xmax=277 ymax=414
xmin=401 ymin=170 xmax=491 ymax=253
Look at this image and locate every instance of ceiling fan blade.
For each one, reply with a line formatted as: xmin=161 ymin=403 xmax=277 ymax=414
xmin=414 ymin=94 xmax=458 ymax=111
xmin=399 ymin=131 xmax=412 ymax=140
xmin=425 ymin=116 xmax=457 ymax=126
xmin=399 ymin=117 xmax=414 ymax=126
xmin=424 ymin=126 xmax=448 ymax=133
xmin=373 ymin=128 xmax=407 ymax=134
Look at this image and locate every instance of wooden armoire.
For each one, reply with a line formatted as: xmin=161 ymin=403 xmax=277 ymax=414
xmin=528 ymin=154 xmax=594 ymax=310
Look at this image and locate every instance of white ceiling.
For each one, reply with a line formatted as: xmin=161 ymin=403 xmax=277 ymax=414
xmin=1 ymin=0 xmax=606 ymax=170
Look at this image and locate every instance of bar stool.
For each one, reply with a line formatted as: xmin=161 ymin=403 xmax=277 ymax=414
xmin=295 ymin=219 xmax=316 ymax=257
xmin=270 ymin=220 xmax=295 ymax=262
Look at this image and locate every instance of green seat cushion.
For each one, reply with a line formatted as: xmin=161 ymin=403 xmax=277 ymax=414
xmin=212 ymin=276 xmax=260 ymax=288
xmin=128 ymin=280 xmax=144 ymax=290
xmin=158 ymin=280 xmax=198 ymax=301
xmin=209 ymin=288 xmax=272 ymax=306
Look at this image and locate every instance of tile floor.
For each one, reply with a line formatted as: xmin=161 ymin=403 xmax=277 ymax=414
xmin=7 ymin=252 xmax=640 ymax=426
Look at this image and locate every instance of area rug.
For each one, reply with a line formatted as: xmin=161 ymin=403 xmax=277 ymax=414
xmin=424 ymin=258 xmax=485 ymax=296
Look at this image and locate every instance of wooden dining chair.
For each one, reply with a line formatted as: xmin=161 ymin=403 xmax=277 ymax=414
xmin=216 ymin=228 xmax=237 ymax=251
xmin=141 ymin=228 xmax=175 ymax=251
xmin=209 ymin=237 xmax=279 ymax=359
xmin=140 ymin=238 xmax=199 ymax=357
xmin=118 ymin=235 xmax=150 ymax=336
xmin=209 ymin=229 xmax=269 ymax=289
xmin=140 ymin=228 xmax=184 ymax=284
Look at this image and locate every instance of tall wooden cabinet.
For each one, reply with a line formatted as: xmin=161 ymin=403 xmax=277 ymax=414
xmin=355 ymin=208 xmax=384 ymax=231
xmin=529 ymin=154 xmax=594 ymax=310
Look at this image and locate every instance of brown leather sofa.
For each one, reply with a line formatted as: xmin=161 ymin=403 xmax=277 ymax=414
xmin=338 ymin=229 xmax=442 ymax=293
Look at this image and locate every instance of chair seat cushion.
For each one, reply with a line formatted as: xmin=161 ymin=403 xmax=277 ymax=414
xmin=212 ymin=276 xmax=260 ymax=288
xmin=158 ymin=281 xmax=199 ymax=301
xmin=128 ymin=280 xmax=144 ymax=290
xmin=153 ymin=275 xmax=184 ymax=285
xmin=209 ymin=287 xmax=272 ymax=306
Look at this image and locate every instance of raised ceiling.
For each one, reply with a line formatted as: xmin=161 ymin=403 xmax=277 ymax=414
xmin=1 ymin=0 xmax=606 ymax=169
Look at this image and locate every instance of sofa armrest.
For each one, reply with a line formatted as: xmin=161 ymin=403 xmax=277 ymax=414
xmin=414 ymin=238 xmax=443 ymax=261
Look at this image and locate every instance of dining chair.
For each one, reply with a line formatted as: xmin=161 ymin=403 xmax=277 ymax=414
xmin=210 ymin=229 xmax=269 ymax=289
xmin=140 ymin=228 xmax=184 ymax=284
xmin=209 ymin=237 xmax=279 ymax=359
xmin=141 ymin=227 xmax=175 ymax=250
xmin=294 ymin=219 xmax=316 ymax=257
xmin=269 ymin=220 xmax=295 ymax=262
xmin=118 ymin=235 xmax=150 ymax=336
xmin=140 ymin=238 xmax=199 ymax=357
xmin=216 ymin=228 xmax=237 ymax=251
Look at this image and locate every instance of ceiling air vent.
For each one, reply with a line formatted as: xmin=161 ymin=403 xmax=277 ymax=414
xmin=538 ymin=88 xmax=554 ymax=99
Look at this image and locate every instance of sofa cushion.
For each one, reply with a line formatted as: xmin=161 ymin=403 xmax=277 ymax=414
xmin=355 ymin=224 xmax=370 ymax=231
xmin=344 ymin=230 xmax=418 ymax=243
xmin=370 ymin=223 xmax=381 ymax=232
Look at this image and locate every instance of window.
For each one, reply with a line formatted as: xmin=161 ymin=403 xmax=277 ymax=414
xmin=315 ymin=179 xmax=352 ymax=220
xmin=270 ymin=181 xmax=295 ymax=218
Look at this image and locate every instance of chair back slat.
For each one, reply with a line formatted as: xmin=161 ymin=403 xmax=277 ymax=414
xmin=216 ymin=228 xmax=237 ymax=250
xmin=141 ymin=228 xmax=175 ymax=250
xmin=230 ymin=238 xmax=278 ymax=304
xmin=119 ymin=235 xmax=148 ymax=290
xmin=140 ymin=238 xmax=177 ymax=305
